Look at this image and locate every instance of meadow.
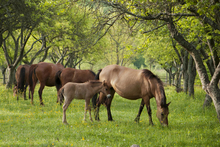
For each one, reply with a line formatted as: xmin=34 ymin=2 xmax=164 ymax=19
xmin=0 ymin=84 xmax=219 ymax=147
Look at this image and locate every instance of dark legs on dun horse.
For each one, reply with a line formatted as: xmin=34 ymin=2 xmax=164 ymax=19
xmin=134 ymin=99 xmax=154 ymax=125
xmin=95 ymin=94 xmax=154 ymax=125
xmin=94 ymin=88 xmax=115 ymax=121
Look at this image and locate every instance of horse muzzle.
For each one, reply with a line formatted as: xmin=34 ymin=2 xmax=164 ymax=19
xmin=107 ymin=94 xmax=111 ymax=99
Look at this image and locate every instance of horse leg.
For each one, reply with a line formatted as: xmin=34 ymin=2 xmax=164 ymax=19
xmin=143 ymin=97 xmax=154 ymax=125
xmin=28 ymin=86 xmax=31 ymax=99
xmin=106 ymin=89 xmax=115 ymax=121
xmin=30 ymin=80 xmax=37 ymax=105
xmin=134 ymin=99 xmax=145 ymax=123
xmin=62 ymin=97 xmax=73 ymax=125
xmin=84 ymin=99 xmax=93 ymax=122
xmin=16 ymin=88 xmax=19 ymax=101
xmin=38 ymin=84 xmax=45 ymax=106
xmin=30 ymin=87 xmax=34 ymax=105
xmin=23 ymin=84 xmax=28 ymax=100
xmin=94 ymin=97 xmax=102 ymax=121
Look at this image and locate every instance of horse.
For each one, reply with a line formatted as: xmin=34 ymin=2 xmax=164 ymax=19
xmin=55 ymin=68 xmax=96 ymax=103
xmin=29 ymin=62 xmax=64 ymax=105
xmin=13 ymin=64 xmax=30 ymax=100
xmin=55 ymin=68 xmax=96 ymax=90
xmin=92 ymin=65 xmax=171 ymax=126
xmin=58 ymin=80 xmax=111 ymax=124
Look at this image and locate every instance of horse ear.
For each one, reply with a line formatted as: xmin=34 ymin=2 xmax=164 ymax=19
xmin=102 ymin=80 xmax=105 ymax=85
xmin=167 ymin=102 xmax=171 ymax=106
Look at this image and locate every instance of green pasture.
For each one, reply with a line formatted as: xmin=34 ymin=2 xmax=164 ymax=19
xmin=0 ymin=85 xmax=219 ymax=147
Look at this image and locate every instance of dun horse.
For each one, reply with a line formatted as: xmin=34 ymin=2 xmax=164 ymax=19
xmin=93 ymin=65 xmax=171 ymax=126
xmin=58 ymin=80 xmax=111 ymax=124
xmin=55 ymin=68 xmax=96 ymax=104
xmin=13 ymin=64 xmax=30 ymax=100
xmin=29 ymin=62 xmax=64 ymax=105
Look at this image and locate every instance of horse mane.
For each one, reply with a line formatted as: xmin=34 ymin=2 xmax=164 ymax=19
xmin=88 ymin=80 xmax=102 ymax=87
xmin=142 ymin=69 xmax=167 ymax=107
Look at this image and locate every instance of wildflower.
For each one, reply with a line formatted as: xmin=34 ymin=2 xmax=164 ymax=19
xmin=82 ymin=137 xmax=85 ymax=141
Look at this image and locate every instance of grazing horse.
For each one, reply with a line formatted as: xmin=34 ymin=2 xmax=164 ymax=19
xmin=55 ymin=68 xmax=96 ymax=103
xmin=13 ymin=64 xmax=30 ymax=100
xmin=93 ymin=65 xmax=171 ymax=126
xmin=29 ymin=62 xmax=64 ymax=105
xmin=58 ymin=80 xmax=111 ymax=124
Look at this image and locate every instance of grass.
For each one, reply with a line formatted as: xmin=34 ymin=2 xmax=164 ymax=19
xmin=0 ymin=85 xmax=219 ymax=147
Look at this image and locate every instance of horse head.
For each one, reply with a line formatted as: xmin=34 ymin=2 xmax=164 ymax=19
xmin=101 ymin=80 xmax=111 ymax=99
xmin=156 ymin=102 xmax=171 ymax=126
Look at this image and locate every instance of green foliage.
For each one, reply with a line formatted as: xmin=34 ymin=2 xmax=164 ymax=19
xmin=0 ymin=85 xmax=219 ymax=146
xmin=132 ymin=54 xmax=146 ymax=69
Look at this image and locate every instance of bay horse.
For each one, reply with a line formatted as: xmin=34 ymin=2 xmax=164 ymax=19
xmin=55 ymin=68 xmax=96 ymax=103
xmin=58 ymin=80 xmax=111 ymax=124
xmin=13 ymin=64 xmax=30 ymax=100
xmin=92 ymin=65 xmax=171 ymax=126
xmin=29 ymin=62 xmax=64 ymax=105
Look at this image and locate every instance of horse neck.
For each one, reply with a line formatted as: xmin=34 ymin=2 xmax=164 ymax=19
xmin=88 ymin=82 xmax=103 ymax=94
xmin=154 ymin=83 xmax=166 ymax=107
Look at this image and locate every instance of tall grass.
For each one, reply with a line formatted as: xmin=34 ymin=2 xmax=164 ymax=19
xmin=0 ymin=85 xmax=219 ymax=147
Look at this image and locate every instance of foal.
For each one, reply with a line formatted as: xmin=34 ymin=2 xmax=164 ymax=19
xmin=58 ymin=80 xmax=111 ymax=124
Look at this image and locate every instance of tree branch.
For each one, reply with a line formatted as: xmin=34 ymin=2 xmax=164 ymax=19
xmin=187 ymin=6 xmax=220 ymax=31
xmin=142 ymin=23 xmax=167 ymax=33
xmin=210 ymin=62 xmax=220 ymax=87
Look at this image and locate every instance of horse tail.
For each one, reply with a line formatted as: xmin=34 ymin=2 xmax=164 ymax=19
xmin=29 ymin=64 xmax=38 ymax=90
xmin=92 ymin=69 xmax=102 ymax=109
xmin=55 ymin=70 xmax=62 ymax=91
xmin=58 ymin=88 xmax=65 ymax=104
xmin=17 ymin=67 xmax=26 ymax=93
xmin=94 ymin=69 xmax=102 ymax=80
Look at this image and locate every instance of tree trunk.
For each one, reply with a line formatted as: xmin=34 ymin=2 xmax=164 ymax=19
xmin=175 ymin=66 xmax=183 ymax=93
xmin=188 ymin=55 xmax=197 ymax=98
xmin=6 ymin=66 xmax=16 ymax=88
xmin=167 ymin=19 xmax=220 ymax=123
xmin=207 ymin=83 xmax=220 ymax=121
xmin=203 ymin=94 xmax=212 ymax=108
xmin=183 ymin=51 xmax=189 ymax=93
xmin=1 ymin=67 xmax=6 ymax=84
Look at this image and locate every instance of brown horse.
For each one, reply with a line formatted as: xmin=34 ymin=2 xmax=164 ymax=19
xmin=58 ymin=80 xmax=111 ymax=124
xmin=29 ymin=62 xmax=64 ymax=105
xmin=93 ymin=65 xmax=171 ymax=126
xmin=13 ymin=64 xmax=30 ymax=100
xmin=55 ymin=68 xmax=96 ymax=103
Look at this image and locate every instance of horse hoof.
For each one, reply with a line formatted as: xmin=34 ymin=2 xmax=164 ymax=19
xmin=95 ymin=118 xmax=100 ymax=121
xmin=63 ymin=122 xmax=69 ymax=125
xmin=134 ymin=118 xmax=140 ymax=123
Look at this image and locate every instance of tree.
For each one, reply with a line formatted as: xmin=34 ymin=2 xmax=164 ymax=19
xmin=92 ymin=0 xmax=220 ymax=122
xmin=1 ymin=0 xmax=44 ymax=88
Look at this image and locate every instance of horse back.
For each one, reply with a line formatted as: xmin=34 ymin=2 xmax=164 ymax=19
xmin=60 ymin=68 xmax=95 ymax=86
xmin=35 ymin=62 xmax=64 ymax=86
xmin=62 ymin=82 xmax=89 ymax=100
xmin=100 ymin=65 xmax=144 ymax=98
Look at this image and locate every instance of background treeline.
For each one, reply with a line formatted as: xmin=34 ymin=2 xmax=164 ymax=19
xmin=0 ymin=0 xmax=220 ymax=122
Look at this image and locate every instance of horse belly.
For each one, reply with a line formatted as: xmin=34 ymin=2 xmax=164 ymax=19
xmin=112 ymin=83 xmax=142 ymax=99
